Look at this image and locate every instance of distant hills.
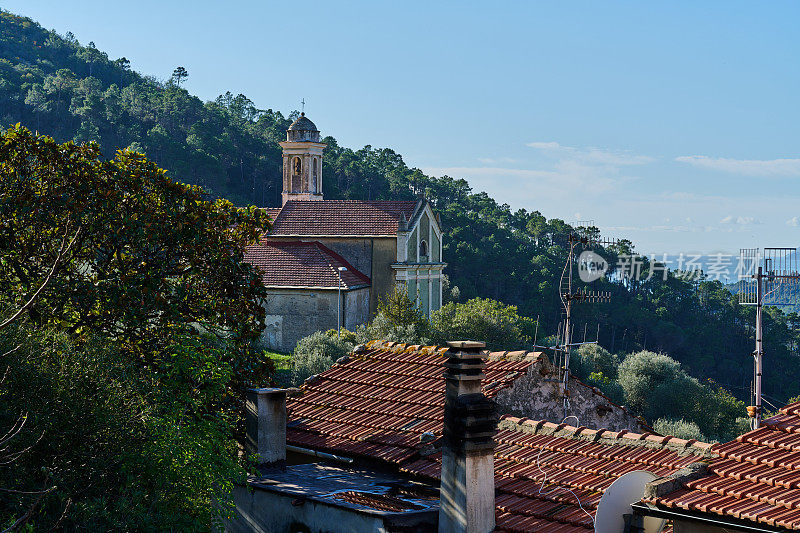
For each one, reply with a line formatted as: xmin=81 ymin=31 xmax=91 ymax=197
xmin=3 ymin=8 xmax=800 ymax=404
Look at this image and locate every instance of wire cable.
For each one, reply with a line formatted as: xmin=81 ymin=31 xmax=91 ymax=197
xmin=535 ymin=416 xmax=596 ymax=528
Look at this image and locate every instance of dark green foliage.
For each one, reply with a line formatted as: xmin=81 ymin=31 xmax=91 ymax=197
xmin=2 ymin=10 xmax=799 ymax=407
xmin=430 ymin=297 xmax=535 ymax=351
xmin=0 ymin=322 xmax=244 ymax=530
xmin=291 ymin=331 xmax=354 ymax=385
xmin=617 ymin=350 xmax=746 ymax=441
xmin=0 ymin=126 xmax=273 ymax=529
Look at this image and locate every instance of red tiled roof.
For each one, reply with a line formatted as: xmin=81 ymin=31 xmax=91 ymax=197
xmin=402 ymin=417 xmax=713 ymax=532
xmin=649 ymin=402 xmax=800 ymax=530
xmin=263 ymin=207 xmax=282 ymax=221
xmin=285 ymin=340 xmax=711 ymax=532
xmin=244 ymin=240 xmax=370 ymax=289
xmin=268 ymin=200 xmax=419 ymax=237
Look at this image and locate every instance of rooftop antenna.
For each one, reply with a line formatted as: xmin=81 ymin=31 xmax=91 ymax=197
xmin=559 ymin=224 xmax=614 ymax=419
xmin=738 ymin=247 xmax=800 ymax=429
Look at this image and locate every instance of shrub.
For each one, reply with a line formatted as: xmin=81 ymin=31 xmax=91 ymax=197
xmin=354 ymin=286 xmax=433 ymax=345
xmin=572 ymin=344 xmax=619 ymax=380
xmin=291 ymin=331 xmax=354 ymax=385
xmin=617 ymin=350 xmax=683 ymax=415
xmin=586 ymin=371 xmax=625 ymax=405
xmin=430 ymin=297 xmax=534 ymax=351
xmin=653 ymin=418 xmax=708 ymax=442
xmin=355 ymin=313 xmax=432 ymax=345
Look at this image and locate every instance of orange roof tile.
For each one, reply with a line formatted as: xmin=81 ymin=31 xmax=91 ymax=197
xmin=649 ymin=401 xmax=800 ymax=530
xmin=268 ymin=200 xmax=418 ymax=237
xmin=244 ymin=240 xmax=370 ymax=289
xmin=285 ymin=341 xmax=710 ymax=532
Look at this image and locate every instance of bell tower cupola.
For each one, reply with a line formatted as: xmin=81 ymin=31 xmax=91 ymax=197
xmin=279 ymin=112 xmax=326 ymax=205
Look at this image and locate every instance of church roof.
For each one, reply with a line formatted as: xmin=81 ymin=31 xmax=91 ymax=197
xmin=288 ymin=113 xmax=319 ymax=132
xmin=268 ymin=200 xmax=419 ymax=237
xmin=244 ymin=240 xmax=370 ymax=289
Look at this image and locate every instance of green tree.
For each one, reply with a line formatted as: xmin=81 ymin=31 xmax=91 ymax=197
xmin=172 ymin=66 xmax=189 ymax=87
xmin=431 ymin=297 xmax=534 ymax=350
xmin=0 ymin=125 xmax=275 ymax=528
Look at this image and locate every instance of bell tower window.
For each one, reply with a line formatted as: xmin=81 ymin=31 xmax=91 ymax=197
xmin=419 ymin=240 xmax=428 ymax=261
xmin=293 ymin=157 xmax=302 ymax=175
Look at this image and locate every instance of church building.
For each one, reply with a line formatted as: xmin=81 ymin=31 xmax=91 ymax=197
xmin=244 ymin=113 xmax=446 ymax=352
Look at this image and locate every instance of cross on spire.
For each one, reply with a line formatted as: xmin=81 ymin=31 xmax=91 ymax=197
xmin=301 ymin=98 xmax=305 ymax=114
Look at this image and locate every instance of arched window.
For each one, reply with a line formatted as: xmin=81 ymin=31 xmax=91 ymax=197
xmin=293 ymin=157 xmax=301 ymax=175
xmin=312 ymin=158 xmax=318 ymax=178
xmin=419 ymin=239 xmax=428 ymax=259
xmin=312 ymin=159 xmax=319 ymax=192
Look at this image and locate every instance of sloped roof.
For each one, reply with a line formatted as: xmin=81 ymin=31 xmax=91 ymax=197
xmin=286 ymin=341 xmax=533 ymax=463
xmin=269 ymin=200 xmax=419 ymax=237
xmin=648 ymin=401 xmax=800 ymax=530
xmin=403 ymin=417 xmax=714 ymax=532
xmin=285 ymin=340 xmax=709 ymax=532
xmin=244 ymin=240 xmax=370 ymax=289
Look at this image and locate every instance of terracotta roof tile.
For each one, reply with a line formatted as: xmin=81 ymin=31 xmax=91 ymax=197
xmin=244 ymin=240 xmax=370 ymax=289
xmin=651 ymin=408 xmax=800 ymax=529
xmin=285 ymin=341 xmax=712 ymax=531
xmin=269 ymin=200 xmax=419 ymax=237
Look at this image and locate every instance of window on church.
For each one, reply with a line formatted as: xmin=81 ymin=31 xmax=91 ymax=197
xmin=419 ymin=240 xmax=428 ymax=261
xmin=293 ymin=157 xmax=301 ymax=175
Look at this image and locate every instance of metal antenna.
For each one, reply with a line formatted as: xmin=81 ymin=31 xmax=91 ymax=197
xmin=738 ymin=247 xmax=800 ymax=429
xmin=558 ymin=229 xmax=615 ymax=419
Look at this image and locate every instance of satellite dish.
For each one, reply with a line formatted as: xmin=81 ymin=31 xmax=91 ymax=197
xmin=594 ymin=470 xmax=665 ymax=533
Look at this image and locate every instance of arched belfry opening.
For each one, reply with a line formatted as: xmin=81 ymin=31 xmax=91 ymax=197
xmin=279 ymin=112 xmax=326 ymax=205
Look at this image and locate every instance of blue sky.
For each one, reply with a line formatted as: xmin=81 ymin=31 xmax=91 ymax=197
xmin=5 ymin=1 xmax=800 ymax=255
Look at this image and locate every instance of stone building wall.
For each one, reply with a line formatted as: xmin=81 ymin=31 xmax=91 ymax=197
xmin=258 ymin=287 xmax=370 ymax=353
xmin=491 ymin=352 xmax=646 ymax=432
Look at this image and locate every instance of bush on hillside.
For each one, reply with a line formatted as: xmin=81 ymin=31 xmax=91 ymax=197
xmin=653 ymin=418 xmax=708 ymax=442
xmin=572 ymin=344 xmax=620 ymax=380
xmin=291 ymin=331 xmax=354 ymax=385
xmin=430 ymin=297 xmax=534 ymax=350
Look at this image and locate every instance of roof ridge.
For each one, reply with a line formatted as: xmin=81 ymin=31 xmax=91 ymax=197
xmin=311 ymin=241 xmax=371 ymax=287
xmin=498 ymin=415 xmax=717 ymax=458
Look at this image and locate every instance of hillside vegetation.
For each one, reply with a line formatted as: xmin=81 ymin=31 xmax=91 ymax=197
xmin=2 ymin=9 xmax=800 ymax=406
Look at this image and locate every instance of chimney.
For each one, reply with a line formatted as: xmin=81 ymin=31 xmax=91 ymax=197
xmin=246 ymin=387 xmax=287 ymax=466
xmin=438 ymin=341 xmax=496 ymax=533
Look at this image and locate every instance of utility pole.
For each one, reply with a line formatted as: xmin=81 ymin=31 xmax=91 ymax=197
xmin=754 ymin=265 xmax=764 ymax=428
xmin=337 ymin=266 xmax=348 ymax=337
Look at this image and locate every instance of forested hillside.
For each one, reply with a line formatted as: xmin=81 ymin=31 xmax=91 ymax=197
xmin=2 ymin=10 xmax=799 ymax=405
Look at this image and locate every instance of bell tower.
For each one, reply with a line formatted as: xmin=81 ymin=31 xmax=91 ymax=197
xmin=279 ymin=113 xmax=326 ymax=205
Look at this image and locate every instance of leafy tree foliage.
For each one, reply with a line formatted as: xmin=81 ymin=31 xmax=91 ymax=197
xmin=3 ymin=9 xmax=800 ymax=409
xmin=0 ymin=126 xmax=273 ymax=528
xmin=290 ymin=330 xmax=354 ymax=385
xmin=430 ymin=297 xmax=535 ymax=351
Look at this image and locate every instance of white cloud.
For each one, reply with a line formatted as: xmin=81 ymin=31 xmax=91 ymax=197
xmin=720 ymin=215 xmax=760 ymax=225
xmin=787 ymin=217 xmax=799 ymax=227
xmin=675 ymin=155 xmax=800 ymax=177
xmin=527 ymin=141 xmax=656 ymax=166
xmin=477 ymin=156 xmax=517 ymax=164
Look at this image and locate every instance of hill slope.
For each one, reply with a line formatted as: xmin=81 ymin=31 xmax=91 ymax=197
xmin=2 ymin=9 xmax=800 ymax=404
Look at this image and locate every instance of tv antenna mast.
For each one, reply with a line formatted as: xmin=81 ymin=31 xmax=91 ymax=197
xmin=558 ymin=224 xmax=613 ymax=419
xmin=738 ymin=247 xmax=800 ymax=429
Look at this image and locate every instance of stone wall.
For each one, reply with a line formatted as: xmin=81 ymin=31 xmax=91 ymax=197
xmin=258 ymin=287 xmax=370 ymax=353
xmin=491 ymin=352 xmax=645 ymax=432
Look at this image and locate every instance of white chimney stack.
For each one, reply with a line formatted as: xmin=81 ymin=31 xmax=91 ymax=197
xmin=246 ymin=387 xmax=287 ymax=466
xmin=438 ymin=341 xmax=496 ymax=533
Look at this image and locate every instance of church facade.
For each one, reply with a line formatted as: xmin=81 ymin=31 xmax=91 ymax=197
xmin=244 ymin=114 xmax=446 ymax=352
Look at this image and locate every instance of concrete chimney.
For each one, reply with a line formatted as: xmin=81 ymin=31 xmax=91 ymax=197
xmin=438 ymin=341 xmax=496 ymax=533
xmin=245 ymin=387 xmax=286 ymax=466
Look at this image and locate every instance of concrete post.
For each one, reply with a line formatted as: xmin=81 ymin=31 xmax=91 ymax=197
xmin=438 ymin=341 xmax=496 ymax=533
xmin=245 ymin=387 xmax=287 ymax=466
